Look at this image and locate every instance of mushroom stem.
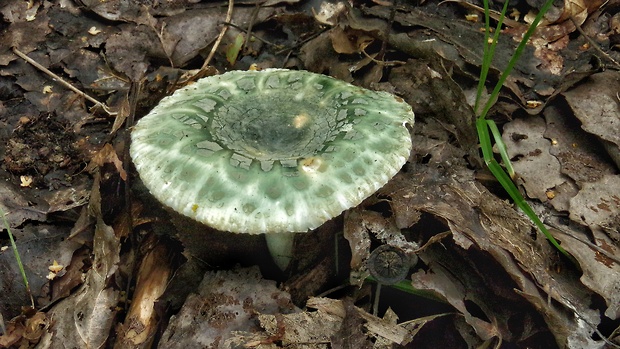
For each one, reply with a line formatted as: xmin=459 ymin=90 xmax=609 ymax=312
xmin=265 ymin=233 xmax=296 ymax=270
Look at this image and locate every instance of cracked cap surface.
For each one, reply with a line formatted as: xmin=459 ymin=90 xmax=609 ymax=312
xmin=130 ymin=69 xmax=414 ymax=233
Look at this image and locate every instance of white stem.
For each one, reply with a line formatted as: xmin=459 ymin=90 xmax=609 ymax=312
xmin=265 ymin=233 xmax=296 ymax=270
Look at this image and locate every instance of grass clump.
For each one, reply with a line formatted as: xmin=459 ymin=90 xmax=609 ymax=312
xmin=474 ymin=0 xmax=572 ymax=259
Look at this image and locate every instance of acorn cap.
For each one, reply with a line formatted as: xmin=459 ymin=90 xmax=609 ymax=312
xmin=130 ymin=69 xmax=414 ymax=234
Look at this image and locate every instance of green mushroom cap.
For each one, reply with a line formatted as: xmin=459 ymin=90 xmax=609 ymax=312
xmin=130 ymin=69 xmax=414 ymax=234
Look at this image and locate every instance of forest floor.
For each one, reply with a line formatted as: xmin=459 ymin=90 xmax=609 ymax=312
xmin=1 ymin=0 xmax=620 ymax=348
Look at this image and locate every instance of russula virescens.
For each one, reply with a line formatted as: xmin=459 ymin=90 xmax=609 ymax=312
xmin=130 ymin=68 xmax=414 ymax=269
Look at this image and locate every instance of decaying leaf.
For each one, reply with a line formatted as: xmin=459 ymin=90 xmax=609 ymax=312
xmin=0 ymin=311 xmax=49 ymax=347
xmin=0 ymin=220 xmax=84 ymax=321
xmin=569 ymin=175 xmax=620 ymax=241
xmin=235 ymin=296 xmax=416 ymax=346
xmin=37 ymin=218 xmax=121 ymax=348
xmin=542 ymin=105 xmax=616 ymax=211
xmin=115 ymin=238 xmax=173 ymax=348
xmin=0 ymin=2 xmax=51 ymax=65
xmin=36 ymin=170 xmax=121 ymax=348
xmin=256 ymin=310 xmax=341 ymax=346
xmin=159 ymin=267 xmax=297 ymax=348
xmin=86 ymin=143 xmax=127 ymax=181
xmin=313 ymin=1 xmax=347 ymax=26
xmin=330 ymin=299 xmax=373 ymax=349
xmin=42 ymin=183 xmax=91 ymax=214
xmin=50 ymin=247 xmax=90 ymax=302
xmin=502 ymin=116 xmax=565 ymax=201
xmin=330 ymin=26 xmax=374 ymax=54
xmin=563 ymin=71 xmax=620 ymax=169
xmin=1 ymin=0 xmax=619 ymax=347
xmin=378 ymin=121 xmax=612 ymax=348
xmin=554 ymin=226 xmax=620 ymax=320
xmin=307 ymin=297 xmax=413 ymax=345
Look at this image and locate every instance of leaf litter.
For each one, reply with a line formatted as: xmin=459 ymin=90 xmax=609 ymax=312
xmin=0 ymin=0 xmax=619 ymax=348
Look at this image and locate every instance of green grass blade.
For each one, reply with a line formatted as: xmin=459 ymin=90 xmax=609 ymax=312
xmin=474 ymin=0 xmax=492 ymax=114
xmin=0 ymin=207 xmax=34 ymax=307
xmin=366 ymin=276 xmax=446 ymax=302
xmin=480 ymin=0 xmax=554 ymax=118
xmin=487 ymin=119 xmax=515 ymax=178
xmin=476 ymin=117 xmax=494 ymax=161
xmin=476 ymin=119 xmax=571 ymax=258
xmin=475 ymin=0 xmax=510 ymax=114
xmin=472 ymin=0 xmax=573 ymax=260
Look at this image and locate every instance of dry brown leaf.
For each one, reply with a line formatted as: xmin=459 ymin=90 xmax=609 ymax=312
xmin=159 ymin=267 xmax=297 ymax=348
xmin=569 ymin=175 xmax=620 ymax=242
xmin=330 ymin=26 xmax=374 ymax=54
xmin=379 ymin=129 xmax=608 ymax=348
xmin=502 ymin=116 xmax=565 ymax=202
xmin=50 ymin=247 xmax=89 ymax=302
xmin=542 ymin=105 xmax=616 ymax=211
xmin=307 ymin=297 xmax=413 ymax=345
xmin=36 ymin=168 xmax=121 ymax=348
xmin=563 ymin=71 xmax=620 ymax=169
xmin=115 ymin=239 xmax=173 ymax=348
xmin=43 ymin=183 xmax=91 ymax=213
xmin=539 ymin=0 xmax=605 ymax=26
xmin=256 ymin=311 xmax=339 ymax=346
xmin=555 ymin=227 xmax=620 ymax=320
xmin=87 ymin=143 xmax=127 ymax=181
xmin=38 ymin=218 xmax=121 ymax=348
xmin=331 ymin=299 xmax=373 ymax=349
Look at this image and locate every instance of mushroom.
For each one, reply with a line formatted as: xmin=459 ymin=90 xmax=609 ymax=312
xmin=130 ymin=68 xmax=414 ymax=269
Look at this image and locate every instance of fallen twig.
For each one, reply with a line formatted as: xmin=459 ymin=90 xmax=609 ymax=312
xmin=570 ymin=16 xmax=620 ymax=69
xmin=199 ymin=0 xmax=234 ymax=76
xmin=11 ymin=47 xmax=117 ymax=116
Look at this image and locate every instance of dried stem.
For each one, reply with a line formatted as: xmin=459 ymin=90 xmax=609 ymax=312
xmin=12 ymin=47 xmax=117 ymax=116
xmin=199 ymin=0 xmax=234 ymax=74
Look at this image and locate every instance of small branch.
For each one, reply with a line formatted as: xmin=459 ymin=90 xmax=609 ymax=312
xmin=11 ymin=47 xmax=117 ymax=116
xmin=570 ymin=16 xmax=620 ymax=69
xmin=199 ymin=0 xmax=234 ymax=75
xmin=361 ymin=47 xmax=406 ymax=66
xmin=241 ymin=1 xmax=265 ymax=54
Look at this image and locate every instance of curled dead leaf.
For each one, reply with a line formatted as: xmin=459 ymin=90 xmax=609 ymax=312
xmin=86 ymin=143 xmax=127 ymax=181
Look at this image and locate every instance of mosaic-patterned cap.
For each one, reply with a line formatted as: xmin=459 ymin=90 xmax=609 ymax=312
xmin=130 ymin=69 xmax=414 ymax=234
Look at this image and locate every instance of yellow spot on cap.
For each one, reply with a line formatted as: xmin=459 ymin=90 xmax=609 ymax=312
xmin=292 ymin=113 xmax=310 ymax=129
